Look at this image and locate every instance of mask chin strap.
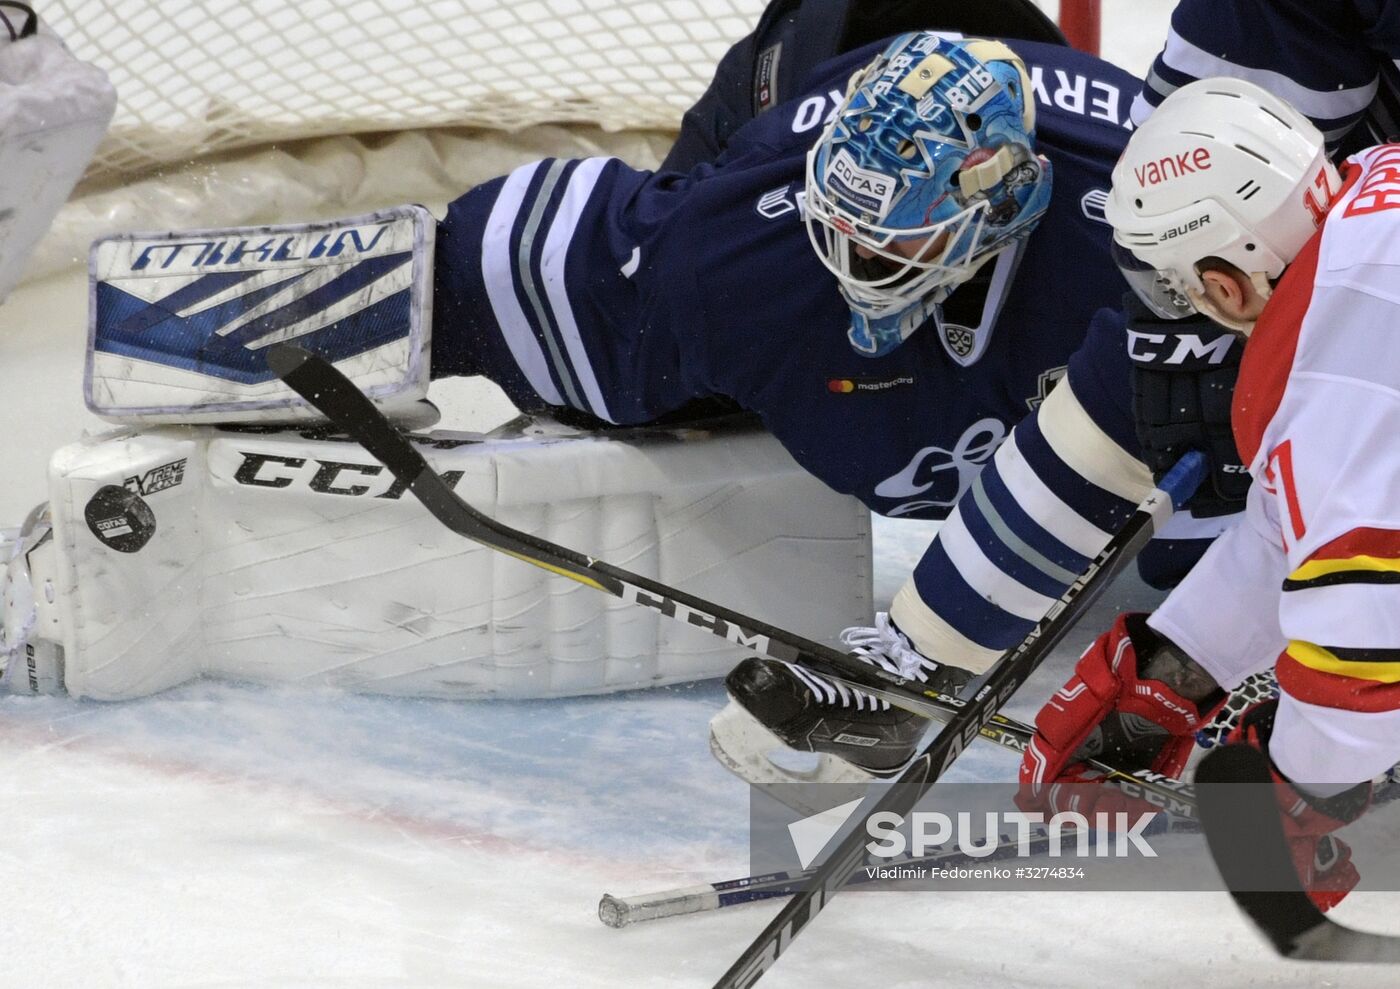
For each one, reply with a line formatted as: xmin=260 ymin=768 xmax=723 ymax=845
xmin=1187 ymin=271 xmax=1274 ymax=338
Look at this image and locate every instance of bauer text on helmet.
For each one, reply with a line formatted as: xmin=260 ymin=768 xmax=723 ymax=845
xmin=1104 ymin=77 xmax=1340 ymax=333
xmin=805 ymin=32 xmax=1053 ymax=357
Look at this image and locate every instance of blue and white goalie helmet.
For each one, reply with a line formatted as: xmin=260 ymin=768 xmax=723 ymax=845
xmin=805 ymin=33 xmax=1053 ymax=356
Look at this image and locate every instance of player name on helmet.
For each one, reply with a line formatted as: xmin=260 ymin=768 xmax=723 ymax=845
xmin=1133 ymin=147 xmax=1212 ymax=188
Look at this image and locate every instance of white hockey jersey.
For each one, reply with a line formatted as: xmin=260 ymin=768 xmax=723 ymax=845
xmin=1150 ymin=145 xmax=1400 ymax=792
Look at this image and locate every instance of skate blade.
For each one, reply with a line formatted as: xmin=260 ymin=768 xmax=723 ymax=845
xmin=708 ymin=700 xmax=874 ymax=815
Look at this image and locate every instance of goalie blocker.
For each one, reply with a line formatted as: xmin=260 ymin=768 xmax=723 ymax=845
xmin=86 ymin=206 xmax=436 ymax=426
xmin=0 ymin=417 xmax=871 ymax=700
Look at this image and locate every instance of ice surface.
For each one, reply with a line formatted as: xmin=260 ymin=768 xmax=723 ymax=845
xmin=4 ymin=548 xmax=1397 ymax=987
xmin=6 ymin=3 xmax=1400 ymax=984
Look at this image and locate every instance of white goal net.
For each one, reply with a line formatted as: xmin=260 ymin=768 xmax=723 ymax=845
xmin=47 ymin=0 xmax=770 ymax=187
xmin=31 ymin=0 xmax=769 ymax=280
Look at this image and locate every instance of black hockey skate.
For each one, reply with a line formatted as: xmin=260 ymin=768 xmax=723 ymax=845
xmin=709 ymin=614 xmax=972 ymax=811
xmin=725 ymin=657 xmax=927 ymax=774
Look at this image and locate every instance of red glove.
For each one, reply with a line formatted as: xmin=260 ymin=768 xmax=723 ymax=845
xmin=1017 ymin=612 xmax=1224 ymax=822
xmin=1228 ymin=699 xmax=1371 ymax=912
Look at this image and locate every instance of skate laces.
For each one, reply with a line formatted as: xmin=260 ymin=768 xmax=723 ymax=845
xmin=782 ymin=614 xmax=937 ymax=713
xmin=840 ymin=612 xmax=937 ymax=682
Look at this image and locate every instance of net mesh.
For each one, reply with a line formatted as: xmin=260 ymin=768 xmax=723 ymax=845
xmin=44 ymin=0 xmax=768 ymax=186
xmin=1196 ymin=670 xmax=1277 ymax=749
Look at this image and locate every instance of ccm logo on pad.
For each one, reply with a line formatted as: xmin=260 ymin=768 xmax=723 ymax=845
xmin=1133 ymin=148 xmax=1211 ymax=188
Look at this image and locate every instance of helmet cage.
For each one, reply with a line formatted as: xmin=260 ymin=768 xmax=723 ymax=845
xmin=804 ymin=143 xmax=997 ymax=316
xmin=805 ymin=139 xmax=1049 ymax=318
xmin=803 ymin=32 xmax=1051 ymax=327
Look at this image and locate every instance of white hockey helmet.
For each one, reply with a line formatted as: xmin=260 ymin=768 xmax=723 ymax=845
xmin=1104 ymin=77 xmax=1339 ymax=330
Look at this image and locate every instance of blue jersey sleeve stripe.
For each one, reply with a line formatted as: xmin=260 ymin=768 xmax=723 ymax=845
xmin=1144 ymin=58 xmax=1361 ymax=151
xmin=1141 ymin=60 xmax=1175 ymax=100
xmin=538 ymin=157 xmax=619 ymax=423
xmin=937 ymin=505 xmax=1059 ymax=621
xmin=910 ymin=539 xmax=1036 ymax=651
xmin=1130 ymin=85 xmax=1164 ymax=127
xmin=1015 ymin=413 xmax=1135 ymax=534
xmin=976 ymin=457 xmax=1092 ymax=576
xmin=479 ymin=161 xmax=566 ymax=407
xmin=1159 ymin=27 xmax=1379 ymax=122
xmin=487 ymin=157 xmax=626 ymax=423
xmin=961 ymin=474 xmax=1082 ymax=599
xmin=1151 ymin=55 xmax=1369 ymax=135
xmin=517 ymin=159 xmax=594 ymax=415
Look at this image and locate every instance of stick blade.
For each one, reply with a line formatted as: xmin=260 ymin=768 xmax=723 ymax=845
xmin=1198 ymin=744 xmax=1400 ymax=962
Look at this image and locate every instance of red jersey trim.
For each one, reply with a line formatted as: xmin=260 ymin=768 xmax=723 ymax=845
xmin=1232 ymin=165 xmax=1365 ymax=466
xmin=1278 ymin=651 xmax=1400 ymax=713
xmin=1308 ymin=527 xmax=1400 ymax=562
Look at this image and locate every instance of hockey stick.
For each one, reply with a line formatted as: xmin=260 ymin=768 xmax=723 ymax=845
xmin=708 ymin=452 xmax=1204 ymax=987
xmin=269 ymin=343 xmax=1204 ymax=982
xmin=267 ymin=343 xmax=1208 ymax=820
xmin=1196 ymin=745 xmax=1400 ymax=963
xmin=599 ymin=822 xmax=1072 ymax=927
xmin=604 ymin=768 xmax=1400 ymax=928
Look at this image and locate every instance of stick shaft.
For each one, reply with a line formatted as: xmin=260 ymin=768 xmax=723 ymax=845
xmin=269 ymin=344 xmax=1211 ymax=819
xmin=711 ymin=454 xmax=1203 ymax=987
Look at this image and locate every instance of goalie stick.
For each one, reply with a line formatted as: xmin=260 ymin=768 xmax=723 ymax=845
xmin=1196 ymin=744 xmax=1400 ymax=963
xmin=266 ymin=343 xmax=1207 ymax=822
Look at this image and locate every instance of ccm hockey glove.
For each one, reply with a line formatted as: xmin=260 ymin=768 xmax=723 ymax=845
xmin=1126 ymin=294 xmax=1250 ymax=517
xmin=1017 ymin=612 xmax=1224 ymax=821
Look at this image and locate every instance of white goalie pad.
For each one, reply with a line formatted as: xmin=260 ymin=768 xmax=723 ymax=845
xmin=86 ymin=206 xmax=434 ymax=425
xmin=21 ymin=419 xmax=872 ymax=700
xmin=0 ymin=504 xmax=64 ymax=695
xmin=0 ymin=28 xmax=115 ymax=303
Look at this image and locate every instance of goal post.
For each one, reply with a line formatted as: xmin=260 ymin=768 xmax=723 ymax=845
xmin=1059 ymin=0 xmax=1102 ymax=55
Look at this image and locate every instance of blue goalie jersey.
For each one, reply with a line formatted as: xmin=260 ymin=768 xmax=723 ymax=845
xmin=1133 ymin=0 xmax=1400 ymax=154
xmin=430 ymin=37 xmax=1154 ymax=672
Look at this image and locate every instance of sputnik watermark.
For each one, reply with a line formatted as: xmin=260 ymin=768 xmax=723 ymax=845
xmin=753 ymin=786 xmax=1197 ymax=890
xmin=865 ymin=810 xmax=1158 ymax=859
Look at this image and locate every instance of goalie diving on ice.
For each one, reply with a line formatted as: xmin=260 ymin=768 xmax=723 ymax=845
xmin=6 ymin=6 xmax=1237 ymax=780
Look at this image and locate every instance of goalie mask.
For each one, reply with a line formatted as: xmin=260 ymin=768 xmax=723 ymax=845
xmin=805 ymin=32 xmax=1052 ymax=357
